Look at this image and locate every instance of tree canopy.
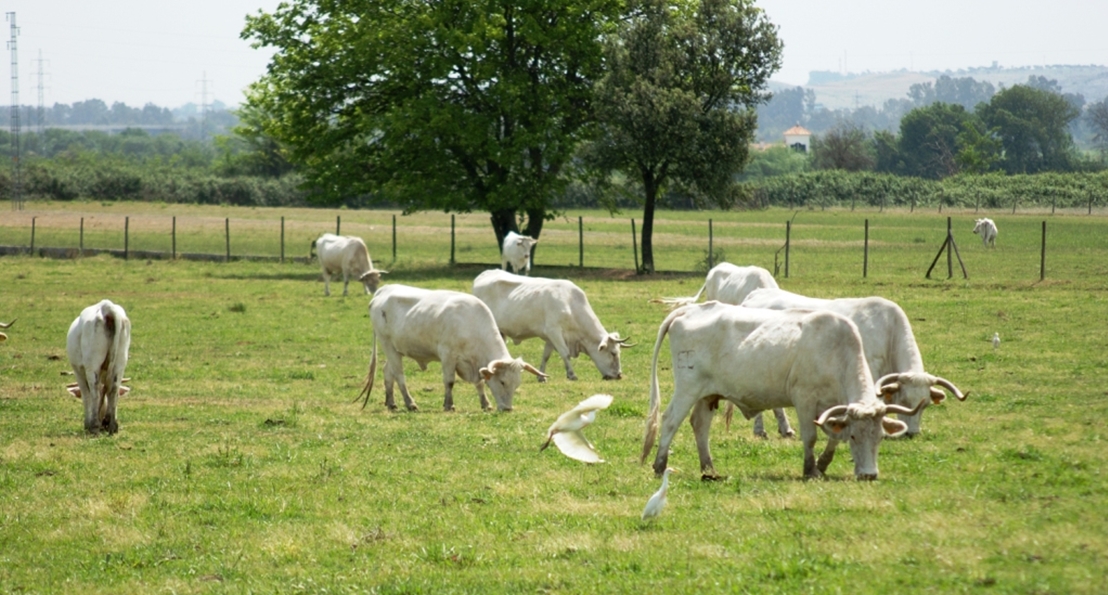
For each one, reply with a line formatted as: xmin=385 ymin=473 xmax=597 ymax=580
xmin=242 ymin=0 xmax=622 ymax=245
xmin=586 ymin=0 xmax=781 ymax=272
xmin=977 ymin=84 xmax=1080 ymax=174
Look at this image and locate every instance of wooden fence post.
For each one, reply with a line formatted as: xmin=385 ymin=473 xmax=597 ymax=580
xmin=578 ymin=216 xmax=583 ymax=268
xmin=79 ymin=217 xmax=84 ymax=256
xmin=30 ymin=217 xmax=36 ymax=254
xmin=280 ymin=216 xmax=285 ymax=263
xmin=785 ymin=220 xmax=791 ymax=279
xmin=631 ymin=219 xmax=639 ymax=273
xmin=392 ymin=214 xmax=397 ymax=262
xmin=450 ymin=214 xmax=456 ymax=266
xmin=225 ymin=218 xmax=230 ymax=262
xmin=863 ymin=218 xmax=869 ymax=278
xmin=946 ymin=217 xmax=952 ymax=278
xmin=336 ymin=215 xmax=341 ymax=236
xmin=172 ymin=216 xmax=176 ymax=260
xmin=124 ymin=216 xmax=130 ymax=261
xmin=1040 ymin=220 xmax=1047 ymax=281
xmin=708 ymin=219 xmax=714 ymax=270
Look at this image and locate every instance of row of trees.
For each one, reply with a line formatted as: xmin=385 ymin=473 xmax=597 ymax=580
xmin=810 ymin=84 xmax=1108 ymax=178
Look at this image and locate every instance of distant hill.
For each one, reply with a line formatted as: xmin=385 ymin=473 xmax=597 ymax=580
xmin=774 ymin=64 xmax=1108 ymax=110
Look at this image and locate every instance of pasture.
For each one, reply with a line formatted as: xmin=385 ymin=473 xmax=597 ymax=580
xmin=1 ymin=203 xmax=1107 ymax=593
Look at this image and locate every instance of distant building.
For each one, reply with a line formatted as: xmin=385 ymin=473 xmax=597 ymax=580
xmin=783 ymin=124 xmax=811 ymax=153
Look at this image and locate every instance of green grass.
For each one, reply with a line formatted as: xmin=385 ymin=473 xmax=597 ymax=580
xmin=1 ymin=203 xmax=1107 ymax=593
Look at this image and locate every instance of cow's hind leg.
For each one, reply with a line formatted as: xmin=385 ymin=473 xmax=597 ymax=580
xmin=773 ymin=408 xmax=795 ymax=437
xmin=78 ymin=368 xmax=100 ymax=434
xmin=538 ymin=342 xmax=556 ymax=383
xmin=441 ymin=358 xmax=461 ymax=412
xmin=546 ymin=335 xmax=577 ymax=381
xmin=752 ymin=412 xmax=768 ymax=438
xmin=652 ymin=392 xmax=700 ymax=476
xmin=690 ymin=398 xmax=721 ymax=479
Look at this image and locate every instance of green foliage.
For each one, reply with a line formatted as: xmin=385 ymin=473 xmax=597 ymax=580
xmin=977 ymin=84 xmax=1081 ymax=174
xmin=739 ymin=146 xmax=810 ymax=181
xmin=810 ymin=121 xmax=875 ymax=172
xmin=587 ymin=0 xmax=782 ymax=271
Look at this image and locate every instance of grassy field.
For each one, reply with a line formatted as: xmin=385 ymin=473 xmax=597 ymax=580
xmin=1 ymin=202 xmax=1107 ymax=593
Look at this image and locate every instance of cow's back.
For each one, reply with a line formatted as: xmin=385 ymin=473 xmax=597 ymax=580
xmin=705 ymin=264 xmax=778 ymax=305
xmin=473 ymin=271 xmax=579 ymax=334
xmin=372 ymin=285 xmax=503 ymax=360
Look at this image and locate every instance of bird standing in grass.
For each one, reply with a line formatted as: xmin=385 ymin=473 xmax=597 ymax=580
xmin=993 ymin=332 xmax=1001 ymax=350
xmin=642 ymin=467 xmax=678 ymax=520
xmin=540 ymin=393 xmax=613 ymax=464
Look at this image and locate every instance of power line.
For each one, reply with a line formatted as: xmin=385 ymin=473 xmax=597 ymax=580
xmin=7 ymin=12 xmax=22 ymax=211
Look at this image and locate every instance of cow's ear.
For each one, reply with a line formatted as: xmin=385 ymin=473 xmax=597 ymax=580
xmin=816 ymin=417 xmax=849 ymax=438
xmin=480 ymin=367 xmax=494 ymax=381
xmin=67 ymin=385 xmax=82 ymax=398
xmin=930 ymin=387 xmax=946 ymax=405
xmin=598 ymin=339 xmax=607 ymax=352
xmin=882 ymin=417 xmax=908 ymax=438
xmin=118 ymin=386 xmax=131 ymax=397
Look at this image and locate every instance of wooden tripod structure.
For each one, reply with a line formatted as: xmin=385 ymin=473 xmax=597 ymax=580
xmin=926 ymin=217 xmax=968 ymax=279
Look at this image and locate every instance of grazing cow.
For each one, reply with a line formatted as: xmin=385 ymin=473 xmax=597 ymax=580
xmin=741 ymin=288 xmax=967 ymax=436
xmin=973 ymin=218 xmax=997 ymax=247
xmin=311 ymin=233 xmax=386 ymax=296
xmin=359 ymin=284 xmax=547 ymax=412
xmin=656 ymin=263 xmax=792 ymax=439
xmin=500 ymin=231 xmax=539 ymax=275
xmin=66 ymin=300 xmax=131 ymax=434
xmin=641 ymin=302 xmax=920 ymax=480
xmin=0 ymin=318 xmax=13 ymax=342
xmin=472 ymin=270 xmax=632 ymax=381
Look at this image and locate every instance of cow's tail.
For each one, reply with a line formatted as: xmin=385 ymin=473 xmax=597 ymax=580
xmin=641 ymin=306 xmax=688 ymax=464
xmin=653 ymin=282 xmax=706 ymax=310
xmin=356 ymin=329 xmax=378 ymax=409
xmin=102 ymin=301 xmax=130 ymax=416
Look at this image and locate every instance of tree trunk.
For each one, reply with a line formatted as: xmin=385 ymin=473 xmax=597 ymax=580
xmin=523 ymin=207 xmax=545 ymax=265
xmin=640 ymin=174 xmax=659 ymax=274
xmin=490 ymin=209 xmax=518 ymax=251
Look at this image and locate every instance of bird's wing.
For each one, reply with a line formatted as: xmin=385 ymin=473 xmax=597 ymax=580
xmin=552 ymin=430 xmax=603 ymax=464
xmin=573 ymin=393 xmax=614 ymax=413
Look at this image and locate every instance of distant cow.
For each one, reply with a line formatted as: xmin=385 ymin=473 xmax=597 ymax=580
xmin=741 ymin=288 xmax=967 ymax=436
xmin=501 ymin=231 xmax=539 ymax=275
xmin=66 ymin=300 xmax=131 ymax=434
xmin=472 ymin=270 xmax=632 ymax=381
xmin=359 ymin=284 xmax=547 ymax=412
xmin=312 ymin=233 xmax=386 ymax=296
xmin=973 ymin=218 xmax=997 ymax=247
xmin=641 ymin=302 xmax=920 ymax=481
xmin=655 ymin=263 xmax=792 ymax=439
xmin=0 ymin=318 xmax=13 ymax=342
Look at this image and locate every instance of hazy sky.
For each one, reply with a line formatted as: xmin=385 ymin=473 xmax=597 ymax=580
xmin=5 ymin=0 xmax=1108 ymax=109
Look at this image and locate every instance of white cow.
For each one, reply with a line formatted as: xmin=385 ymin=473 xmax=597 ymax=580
xmin=312 ymin=233 xmax=386 ymax=296
xmin=501 ymin=231 xmax=539 ymax=275
xmin=641 ymin=302 xmax=920 ymax=480
xmin=66 ymin=300 xmax=131 ymax=434
xmin=741 ymin=288 xmax=967 ymax=436
xmin=472 ymin=270 xmax=632 ymax=381
xmin=358 ymin=284 xmax=547 ymax=412
xmin=656 ymin=263 xmax=792 ymax=439
xmin=973 ymin=218 xmax=997 ymax=247
xmin=0 ymin=318 xmax=13 ymax=342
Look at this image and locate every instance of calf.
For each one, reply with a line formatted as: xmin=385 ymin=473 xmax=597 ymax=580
xmin=973 ymin=218 xmax=997 ymax=247
xmin=500 ymin=231 xmax=539 ymax=275
xmin=66 ymin=300 xmax=131 ymax=434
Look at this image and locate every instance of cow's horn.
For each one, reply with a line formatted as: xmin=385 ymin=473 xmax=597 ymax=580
xmin=617 ymin=336 xmax=636 ymax=348
xmin=522 ymin=362 xmax=548 ymax=379
xmin=933 ymin=376 xmax=968 ymax=401
xmin=876 ymin=373 xmax=901 ymax=387
xmin=885 ymin=399 xmax=926 ymax=417
xmin=815 ymin=405 xmax=850 ymax=427
xmin=0 ymin=319 xmax=15 ymax=329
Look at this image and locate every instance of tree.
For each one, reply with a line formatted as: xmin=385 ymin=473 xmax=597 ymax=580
xmin=810 ymin=121 xmax=874 ymax=172
xmin=242 ymin=0 xmax=621 ymax=248
xmin=896 ymin=103 xmax=975 ymax=179
xmin=907 ymin=75 xmax=995 ymax=111
xmin=977 ymin=84 xmax=1080 ymax=173
xmin=755 ymin=86 xmax=815 ymax=142
xmin=1087 ymin=98 xmax=1108 ymax=155
xmin=586 ymin=0 xmax=781 ymax=273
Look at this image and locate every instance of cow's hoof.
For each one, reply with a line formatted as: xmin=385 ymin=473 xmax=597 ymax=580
xmin=537 ymin=376 xmax=548 ymax=384
xmin=701 ymin=473 xmax=726 ymax=482
xmin=443 ymin=407 xmax=456 ymax=413
xmin=781 ymin=430 xmax=796 ymax=439
xmin=753 ymin=431 xmax=769 ymax=439
xmin=406 ymin=405 xmax=419 ymax=412
xmin=567 ymin=375 xmax=578 ymax=381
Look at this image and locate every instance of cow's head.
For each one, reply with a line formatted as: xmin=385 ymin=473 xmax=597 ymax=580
xmin=359 ymin=269 xmax=387 ymax=294
xmin=479 ymin=357 xmax=547 ymax=411
xmin=876 ymin=372 xmax=967 ymax=436
xmin=973 ymin=219 xmax=988 ymax=234
xmin=815 ymin=399 xmax=924 ymax=480
xmin=592 ymin=333 xmax=635 ymax=380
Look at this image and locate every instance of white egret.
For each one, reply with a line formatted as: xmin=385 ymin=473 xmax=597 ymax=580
xmin=642 ymin=467 xmax=678 ymax=520
xmin=993 ymin=332 xmax=1000 ymax=350
xmin=540 ymin=393 xmax=613 ymax=463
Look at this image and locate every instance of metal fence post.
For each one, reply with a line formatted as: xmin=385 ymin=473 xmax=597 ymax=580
xmin=784 ymin=220 xmax=791 ymax=278
xmin=172 ymin=216 xmax=176 ymax=259
xmin=1040 ymin=220 xmax=1047 ymax=281
xmin=708 ymin=219 xmax=714 ymax=270
xmin=392 ymin=214 xmax=397 ymax=262
xmin=336 ymin=215 xmax=341 ymax=236
xmin=125 ymin=216 xmax=130 ymax=261
xmin=578 ymin=216 xmax=583 ymax=268
xmin=864 ymin=219 xmax=869 ymax=278
xmin=225 ymin=218 xmax=230 ymax=262
xmin=280 ymin=216 xmax=285 ymax=263
xmin=79 ymin=217 xmax=84 ymax=256
xmin=30 ymin=217 xmax=36 ymax=254
xmin=450 ymin=214 xmax=456 ymax=266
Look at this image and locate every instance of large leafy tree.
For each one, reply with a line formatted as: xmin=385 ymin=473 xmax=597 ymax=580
xmin=587 ymin=0 xmax=781 ymax=273
xmin=897 ymin=103 xmax=975 ymax=179
xmin=1085 ymin=97 xmax=1108 ymax=156
xmin=977 ymin=84 xmax=1080 ymax=174
xmin=242 ymin=0 xmax=621 ymax=246
xmin=811 ymin=121 xmax=874 ymax=172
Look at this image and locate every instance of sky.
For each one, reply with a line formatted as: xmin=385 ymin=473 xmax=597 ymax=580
xmin=4 ymin=0 xmax=1108 ymax=109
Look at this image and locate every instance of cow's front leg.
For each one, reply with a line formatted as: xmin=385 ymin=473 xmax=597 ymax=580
xmin=323 ymin=272 xmax=332 ymax=297
xmin=441 ymin=363 xmax=459 ymax=412
xmin=752 ymin=412 xmax=768 ymax=438
xmin=816 ymin=438 xmax=839 ymax=476
xmin=689 ymin=398 xmax=720 ymax=479
xmin=341 ymin=272 xmax=350 ymax=297
xmin=474 ymin=381 xmax=492 ymax=412
xmin=546 ymin=335 xmax=577 ymax=381
xmin=538 ymin=342 xmax=555 ymax=383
